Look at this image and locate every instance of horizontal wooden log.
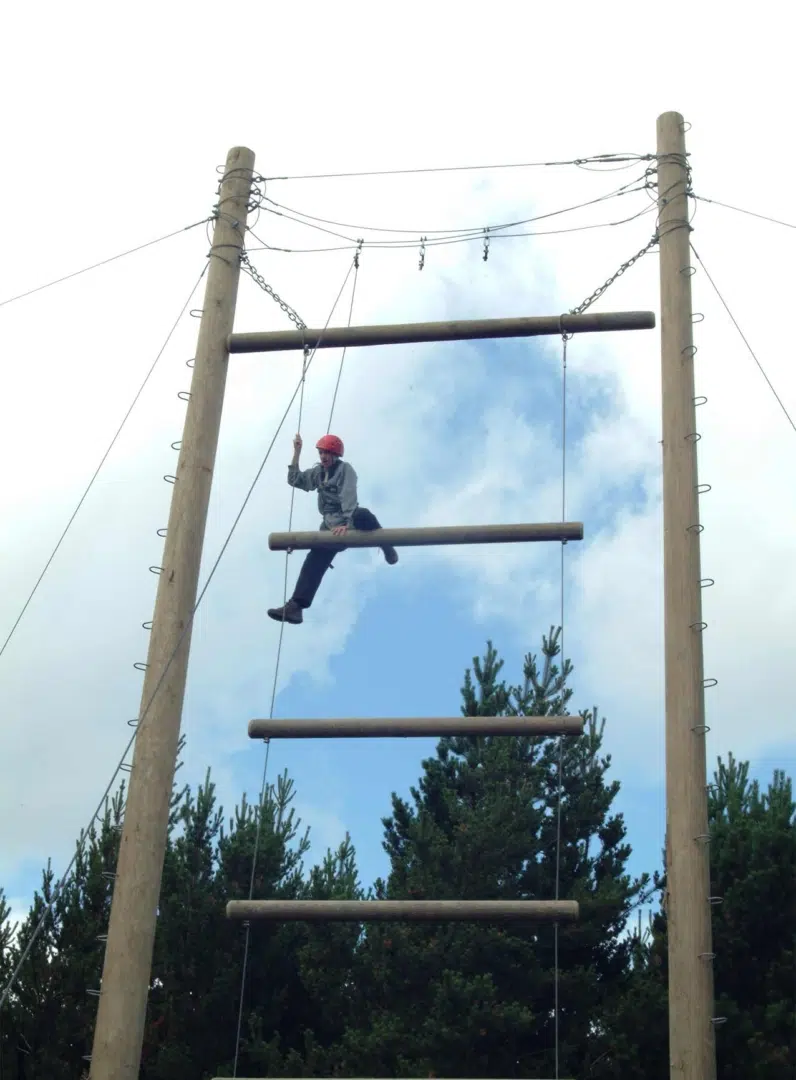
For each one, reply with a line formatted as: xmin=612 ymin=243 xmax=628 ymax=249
xmin=226 ymin=899 xmax=579 ymax=922
xmin=248 ymin=716 xmax=584 ymax=739
xmin=228 ymin=310 xmax=655 ymax=353
xmin=269 ymin=521 xmax=583 ymax=551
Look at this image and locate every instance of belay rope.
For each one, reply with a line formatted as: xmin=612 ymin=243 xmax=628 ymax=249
xmin=553 ymin=324 xmax=569 ymax=1080
xmin=231 ymin=251 xmax=360 ymax=1076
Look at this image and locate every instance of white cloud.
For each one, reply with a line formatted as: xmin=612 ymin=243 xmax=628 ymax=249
xmin=1 ymin=2 xmax=795 ymax=915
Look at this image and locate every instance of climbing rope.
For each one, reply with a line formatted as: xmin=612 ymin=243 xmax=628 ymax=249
xmin=553 ymin=326 xmax=569 ymax=1080
xmin=327 ymin=242 xmax=362 ymax=432
xmin=231 ymin=344 xmax=310 ymax=1078
xmin=231 ymin=254 xmax=359 ymax=1077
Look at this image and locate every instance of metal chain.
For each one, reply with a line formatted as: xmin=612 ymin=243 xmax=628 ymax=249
xmin=569 ymin=233 xmax=659 ymax=315
xmin=240 ymin=251 xmax=307 ymax=329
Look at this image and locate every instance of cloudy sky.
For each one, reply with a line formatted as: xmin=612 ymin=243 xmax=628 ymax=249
xmin=1 ymin=2 xmax=794 ymax=943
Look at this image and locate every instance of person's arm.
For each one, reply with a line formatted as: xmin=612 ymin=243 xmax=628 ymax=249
xmin=286 ymin=433 xmax=317 ymax=491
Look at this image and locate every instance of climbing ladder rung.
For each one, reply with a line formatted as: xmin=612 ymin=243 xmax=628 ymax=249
xmin=226 ymin=899 xmax=578 ymax=922
xmin=248 ymin=715 xmax=584 ymax=739
xmin=269 ymin=521 xmax=583 ymax=551
xmin=228 ymin=309 xmax=655 ymax=353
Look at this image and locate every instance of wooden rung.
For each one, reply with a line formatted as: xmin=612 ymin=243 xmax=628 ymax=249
xmin=228 ymin=310 xmax=655 ymax=353
xmin=269 ymin=521 xmax=583 ymax=551
xmin=248 ymin=716 xmax=584 ymax=739
xmin=226 ymin=899 xmax=579 ymax=922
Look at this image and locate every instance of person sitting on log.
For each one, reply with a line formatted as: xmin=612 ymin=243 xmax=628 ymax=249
xmin=267 ymin=433 xmax=398 ymax=626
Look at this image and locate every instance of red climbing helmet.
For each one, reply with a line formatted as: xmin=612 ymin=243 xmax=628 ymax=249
xmin=316 ymin=434 xmax=344 ymax=456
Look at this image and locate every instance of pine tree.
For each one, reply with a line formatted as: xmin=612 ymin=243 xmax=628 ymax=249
xmin=342 ymin=630 xmax=650 ymax=1078
xmin=611 ymin=753 xmax=795 ymax=1079
xmin=0 ymin=887 xmax=22 ymax=1079
xmin=710 ymin=754 xmax=796 ymax=1074
xmin=137 ymin=764 xmax=364 ymax=1079
xmin=1 ymin=749 xmax=364 ymax=1079
xmin=2 ymin=790 xmax=123 ymax=1080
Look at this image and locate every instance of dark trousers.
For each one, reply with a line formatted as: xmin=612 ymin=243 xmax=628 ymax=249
xmin=292 ymin=507 xmax=382 ymax=609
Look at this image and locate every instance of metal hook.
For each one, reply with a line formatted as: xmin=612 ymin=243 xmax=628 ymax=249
xmin=177 ymin=391 xmax=191 ymax=402
xmin=189 ymin=308 xmax=204 ymax=318
xmin=149 ymin=566 xmax=164 ymax=575
xmin=163 ymin=475 xmax=177 ymax=485
xmin=133 ymin=661 xmax=148 ymax=671
xmin=699 ymin=577 xmax=715 ymax=588
xmin=680 ymin=265 xmax=696 ymax=277
xmin=703 ymin=678 xmax=718 ymax=688
xmin=157 ymin=527 xmax=167 ymax=538
xmin=691 ymin=723 xmax=711 ymax=734
xmin=142 ymin=621 xmax=153 ymax=631
xmin=694 ymin=395 xmax=708 ymax=406
xmin=681 ymin=344 xmax=698 ymax=359
xmin=171 ymin=441 xmax=182 ymax=451
xmin=690 ymin=620 xmax=708 ymax=632
xmin=692 ymin=312 xmax=705 ymax=323
xmin=687 ymin=523 xmax=704 ymax=534
xmin=186 ymin=357 xmax=195 ymax=368
xmin=697 ymin=483 xmax=711 ymax=494
xmin=685 ymin=431 xmax=701 ymax=442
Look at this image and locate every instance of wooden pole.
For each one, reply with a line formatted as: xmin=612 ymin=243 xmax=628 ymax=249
xmin=247 ymin=715 xmax=585 ymax=739
xmin=656 ymin=111 xmax=716 ymax=1080
xmin=228 ymin=309 xmax=655 ymax=353
xmin=89 ymin=147 xmax=255 ymax=1080
xmin=269 ymin=521 xmax=583 ymax=551
xmin=226 ymin=899 xmax=579 ymax=922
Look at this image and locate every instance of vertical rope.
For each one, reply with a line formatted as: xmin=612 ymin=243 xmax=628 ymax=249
xmin=553 ymin=328 xmax=569 ymax=1080
xmin=327 ymin=245 xmax=361 ymax=433
xmin=231 ymin=345 xmax=308 ymax=1078
xmin=231 ymin=257 xmax=356 ymax=1075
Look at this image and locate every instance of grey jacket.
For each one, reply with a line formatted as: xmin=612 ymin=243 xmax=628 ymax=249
xmin=287 ymin=459 xmax=359 ymax=529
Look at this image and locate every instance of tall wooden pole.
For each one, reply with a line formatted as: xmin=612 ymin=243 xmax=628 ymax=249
xmin=656 ymin=112 xmax=716 ymax=1080
xmin=89 ymin=146 xmax=255 ymax=1080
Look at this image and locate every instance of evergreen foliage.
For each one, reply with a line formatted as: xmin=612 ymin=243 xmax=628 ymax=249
xmin=0 ymin=634 xmax=793 ymax=1078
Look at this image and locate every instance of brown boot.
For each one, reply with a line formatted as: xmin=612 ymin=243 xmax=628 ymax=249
xmin=267 ymin=599 xmax=303 ymax=624
xmin=382 ymin=545 xmax=399 ymax=565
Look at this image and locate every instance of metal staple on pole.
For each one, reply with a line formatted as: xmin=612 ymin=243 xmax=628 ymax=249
xmin=89 ymin=147 xmax=257 ymax=1080
xmin=656 ymin=111 xmax=717 ymax=1080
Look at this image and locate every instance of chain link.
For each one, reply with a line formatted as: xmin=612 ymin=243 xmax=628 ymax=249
xmin=569 ymin=233 xmax=659 ymax=316
xmin=240 ymin=251 xmax=307 ymax=330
